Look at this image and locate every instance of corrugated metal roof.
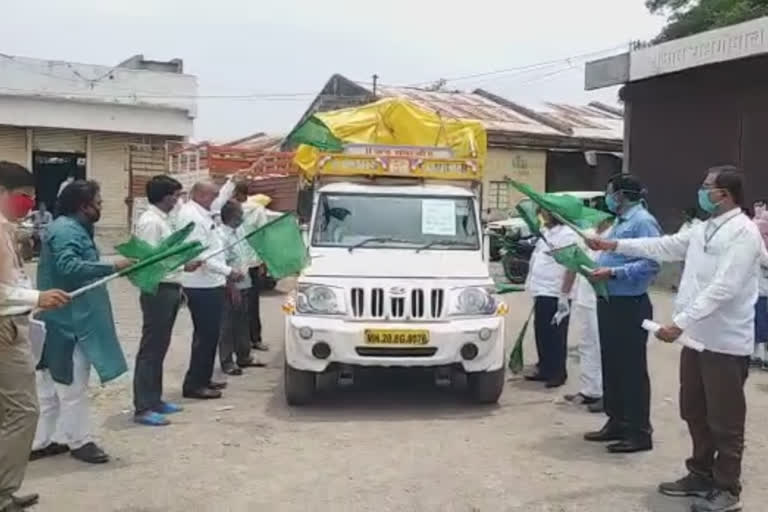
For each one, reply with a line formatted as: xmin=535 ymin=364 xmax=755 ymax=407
xmin=496 ymin=98 xmax=623 ymax=142
xmin=226 ymin=133 xmax=285 ymax=151
xmin=374 ymin=86 xmax=563 ymax=136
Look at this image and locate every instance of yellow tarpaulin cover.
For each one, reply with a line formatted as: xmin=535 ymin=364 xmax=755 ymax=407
xmin=294 ymin=97 xmax=487 ymax=178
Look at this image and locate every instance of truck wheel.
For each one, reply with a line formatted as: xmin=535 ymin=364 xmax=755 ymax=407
xmin=284 ymin=360 xmax=316 ymax=406
xmin=468 ymin=368 xmax=505 ymax=404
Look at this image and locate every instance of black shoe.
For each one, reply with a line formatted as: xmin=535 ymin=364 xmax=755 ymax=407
xmin=70 ymin=442 xmax=110 ymax=464
xmin=587 ymin=398 xmax=605 ymax=413
xmin=29 ymin=442 xmax=69 ymax=461
xmin=545 ymin=377 xmax=566 ymax=388
xmin=237 ymin=358 xmax=266 ymax=368
xmin=658 ymin=473 xmax=713 ymax=498
xmin=11 ymin=494 xmax=39 ymax=508
xmin=607 ymin=437 xmax=653 ymax=453
xmin=223 ymin=366 xmax=243 ymax=376
xmin=564 ymin=393 xmax=600 ymax=405
xmin=252 ymin=342 xmax=270 ymax=352
xmin=183 ymin=388 xmax=222 ymax=399
xmin=584 ymin=422 xmax=626 ymax=442
xmin=524 ymin=373 xmax=548 ymax=382
xmin=208 ymin=381 xmax=228 ymax=390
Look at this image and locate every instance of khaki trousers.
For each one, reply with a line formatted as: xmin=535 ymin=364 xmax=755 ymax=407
xmin=0 ymin=316 xmax=39 ymax=509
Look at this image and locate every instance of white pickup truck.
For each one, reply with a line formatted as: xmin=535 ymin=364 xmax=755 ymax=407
xmin=283 ymin=147 xmax=507 ymax=405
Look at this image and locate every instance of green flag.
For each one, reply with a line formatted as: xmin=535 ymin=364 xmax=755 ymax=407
xmin=509 ymin=308 xmax=533 ymax=374
xmin=507 ymin=179 xmax=612 ymax=230
xmin=115 ymin=223 xmax=205 ymax=294
xmin=515 ymin=198 xmax=541 ymax=237
xmin=550 ymin=243 xmax=609 ymax=300
xmin=286 ymin=116 xmax=344 ymax=152
xmin=243 ymin=213 xmax=307 ymax=279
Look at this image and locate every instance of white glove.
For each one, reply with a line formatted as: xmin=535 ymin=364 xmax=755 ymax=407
xmin=551 ymin=294 xmax=570 ymax=326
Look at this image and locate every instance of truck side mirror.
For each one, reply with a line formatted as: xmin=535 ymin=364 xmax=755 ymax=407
xmin=300 ymin=223 xmax=309 ymax=246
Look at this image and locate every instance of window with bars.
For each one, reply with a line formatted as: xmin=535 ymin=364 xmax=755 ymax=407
xmin=488 ymin=181 xmax=510 ymax=209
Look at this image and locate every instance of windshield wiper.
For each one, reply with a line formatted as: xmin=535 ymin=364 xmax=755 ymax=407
xmin=416 ymin=240 xmax=477 ymax=253
xmin=348 ymin=237 xmax=417 ymax=253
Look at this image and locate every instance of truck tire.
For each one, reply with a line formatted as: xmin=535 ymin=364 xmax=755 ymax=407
xmin=468 ymin=368 xmax=505 ymax=404
xmin=284 ymin=359 xmax=316 ymax=406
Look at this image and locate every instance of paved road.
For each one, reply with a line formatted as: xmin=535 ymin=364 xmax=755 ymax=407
xmin=22 ymin=277 xmax=768 ymax=512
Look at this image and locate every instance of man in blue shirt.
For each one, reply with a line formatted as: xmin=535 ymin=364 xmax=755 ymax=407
xmin=584 ymin=174 xmax=661 ymax=454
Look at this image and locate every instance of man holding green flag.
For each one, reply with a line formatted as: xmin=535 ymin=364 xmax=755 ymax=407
xmin=34 ymin=180 xmax=134 ymax=464
xmin=583 ymin=174 xmax=661 ymax=454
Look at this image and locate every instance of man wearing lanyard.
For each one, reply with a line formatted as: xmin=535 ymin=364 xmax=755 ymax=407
xmin=584 ymin=174 xmax=661 ymax=454
xmin=590 ymin=166 xmax=758 ymax=512
xmin=0 ymin=161 xmax=69 ymax=512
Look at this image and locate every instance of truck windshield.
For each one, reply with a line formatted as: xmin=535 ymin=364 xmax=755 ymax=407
xmin=312 ymin=193 xmax=480 ymax=250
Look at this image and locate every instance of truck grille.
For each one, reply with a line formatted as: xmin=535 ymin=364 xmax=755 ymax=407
xmin=350 ymin=288 xmax=444 ymax=320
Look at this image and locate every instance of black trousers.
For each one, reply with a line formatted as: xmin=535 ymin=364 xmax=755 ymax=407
xmin=219 ymin=288 xmax=252 ymax=368
xmin=597 ymin=294 xmax=653 ymax=439
xmin=134 ymin=283 xmax=182 ymax=413
xmin=533 ymin=296 xmax=570 ymax=381
xmin=183 ymin=287 xmax=226 ymax=393
xmin=248 ymin=267 xmax=262 ymax=344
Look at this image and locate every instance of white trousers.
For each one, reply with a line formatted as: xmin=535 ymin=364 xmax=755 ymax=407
xmin=32 ymin=344 xmax=92 ymax=451
xmin=574 ymin=304 xmax=602 ymax=399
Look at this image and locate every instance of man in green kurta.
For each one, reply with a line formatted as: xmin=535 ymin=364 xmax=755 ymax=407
xmin=32 ymin=180 xmax=133 ymax=464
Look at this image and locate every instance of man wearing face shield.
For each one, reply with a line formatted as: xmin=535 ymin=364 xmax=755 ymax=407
xmin=583 ymin=174 xmax=661 ymax=455
xmin=589 ymin=166 xmax=760 ymax=512
xmin=33 ymin=180 xmax=134 ymax=465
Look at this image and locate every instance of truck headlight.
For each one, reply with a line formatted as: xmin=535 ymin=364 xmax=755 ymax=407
xmin=297 ymin=285 xmax=346 ymax=315
xmin=449 ymin=287 xmax=498 ymax=316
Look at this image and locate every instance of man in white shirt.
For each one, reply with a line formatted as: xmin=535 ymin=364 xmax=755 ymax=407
xmin=217 ymin=200 xmax=265 ymax=375
xmin=590 ymin=166 xmax=758 ymax=512
xmin=524 ymin=211 xmax=580 ymax=388
xmin=0 ymin=161 xmax=69 ymax=512
xmin=177 ymin=181 xmax=244 ymax=400
xmin=132 ymin=176 xmax=202 ymax=426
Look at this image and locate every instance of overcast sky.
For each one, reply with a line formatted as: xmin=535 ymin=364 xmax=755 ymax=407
xmin=2 ymin=0 xmax=666 ymax=141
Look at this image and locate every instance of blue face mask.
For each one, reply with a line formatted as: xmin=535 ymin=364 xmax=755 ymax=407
xmin=698 ymin=188 xmax=719 ymax=213
xmin=605 ymin=194 xmax=619 ymax=213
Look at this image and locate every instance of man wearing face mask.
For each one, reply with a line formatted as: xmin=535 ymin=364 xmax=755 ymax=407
xmin=131 ymin=176 xmax=202 ymax=426
xmin=0 ymin=161 xmax=70 ymax=512
xmin=590 ymin=166 xmax=760 ymax=512
xmin=32 ymin=180 xmax=134 ymax=465
xmin=583 ymin=174 xmax=661 ymax=455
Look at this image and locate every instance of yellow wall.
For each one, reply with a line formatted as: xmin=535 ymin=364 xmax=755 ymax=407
xmin=483 ymin=148 xmax=546 ymax=212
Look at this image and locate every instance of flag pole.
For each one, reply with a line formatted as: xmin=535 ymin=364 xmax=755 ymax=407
xmin=69 ymin=272 xmax=122 ymax=298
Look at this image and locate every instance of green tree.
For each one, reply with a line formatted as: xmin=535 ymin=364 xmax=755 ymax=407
xmin=648 ymin=0 xmax=768 ymax=42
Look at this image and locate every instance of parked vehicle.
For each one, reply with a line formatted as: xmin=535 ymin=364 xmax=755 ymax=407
xmin=283 ymin=144 xmax=507 ymax=406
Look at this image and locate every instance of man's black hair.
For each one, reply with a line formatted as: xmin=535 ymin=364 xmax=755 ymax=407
xmin=220 ymin=199 xmax=242 ymax=225
xmin=57 ymin=180 xmax=100 ymax=216
xmin=607 ymin=173 xmax=646 ymax=202
xmin=0 ymin=161 xmax=34 ymax=190
xmin=709 ymin=165 xmax=745 ymax=208
xmin=146 ymin=175 xmax=182 ymax=205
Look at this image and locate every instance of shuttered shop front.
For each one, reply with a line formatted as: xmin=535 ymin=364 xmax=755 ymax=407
xmin=90 ymin=133 xmax=140 ymax=228
xmin=32 ymin=128 xmax=87 ymax=153
xmin=0 ymin=126 xmax=28 ymax=166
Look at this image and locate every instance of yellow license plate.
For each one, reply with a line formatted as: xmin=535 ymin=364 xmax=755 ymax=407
xmin=364 ymin=329 xmax=429 ymax=345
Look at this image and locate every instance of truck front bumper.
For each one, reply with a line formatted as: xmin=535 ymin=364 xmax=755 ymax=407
xmin=284 ymin=316 xmax=505 ymax=373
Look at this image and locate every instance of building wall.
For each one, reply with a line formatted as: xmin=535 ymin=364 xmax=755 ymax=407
xmin=483 ymin=148 xmax=546 ymax=212
xmin=0 ymin=126 xmax=28 ymax=166
xmin=0 ymin=56 xmax=196 ymax=116
xmin=623 ymin=54 xmax=768 ymax=232
xmin=0 ymin=96 xmax=193 ymax=137
xmin=545 ymin=151 xmax=621 ymax=193
xmin=90 ymin=132 xmax=144 ymax=228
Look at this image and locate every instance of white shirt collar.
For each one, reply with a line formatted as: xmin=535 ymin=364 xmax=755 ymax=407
xmin=148 ymin=204 xmax=170 ymax=220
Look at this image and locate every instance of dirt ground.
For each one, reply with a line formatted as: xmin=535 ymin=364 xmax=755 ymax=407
xmin=21 ymin=275 xmax=768 ymax=512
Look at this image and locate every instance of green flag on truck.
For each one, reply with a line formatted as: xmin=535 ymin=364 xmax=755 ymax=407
xmin=243 ymin=213 xmax=308 ymax=279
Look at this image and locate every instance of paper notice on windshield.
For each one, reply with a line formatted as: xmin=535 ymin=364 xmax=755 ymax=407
xmin=421 ymin=199 xmax=456 ymax=236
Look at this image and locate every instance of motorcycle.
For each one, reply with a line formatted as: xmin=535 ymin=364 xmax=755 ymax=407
xmin=494 ymin=229 xmax=537 ymax=284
